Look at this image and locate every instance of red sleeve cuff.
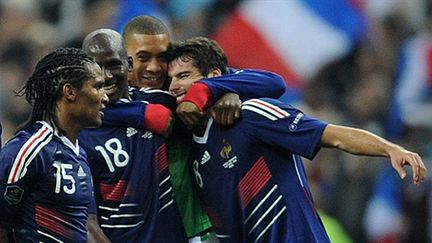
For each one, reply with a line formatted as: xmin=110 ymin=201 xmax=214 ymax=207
xmin=180 ymin=82 xmax=213 ymax=111
xmin=144 ymin=104 xmax=171 ymax=134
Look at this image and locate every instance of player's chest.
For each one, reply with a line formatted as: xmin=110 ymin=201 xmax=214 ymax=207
xmin=82 ymin=127 xmax=158 ymax=176
xmin=192 ymin=131 xmax=259 ymax=187
xmin=36 ymin=152 xmax=92 ymax=205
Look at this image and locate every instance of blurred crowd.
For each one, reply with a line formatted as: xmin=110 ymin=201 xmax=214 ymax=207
xmin=0 ymin=0 xmax=431 ymax=242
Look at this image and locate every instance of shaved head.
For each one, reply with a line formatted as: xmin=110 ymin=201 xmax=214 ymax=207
xmin=82 ymin=28 xmax=127 ymax=60
xmin=82 ymin=28 xmax=130 ymax=104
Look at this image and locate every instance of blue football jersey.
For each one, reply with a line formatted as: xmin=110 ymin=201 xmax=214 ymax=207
xmin=103 ymin=68 xmax=287 ymax=129
xmin=129 ymin=87 xmax=177 ymax=111
xmin=0 ymin=121 xmax=94 ymax=242
xmin=191 ymin=98 xmax=330 ymax=243
xmin=199 ymin=68 xmax=286 ymax=102
xmin=79 ymin=102 xmax=187 ymax=242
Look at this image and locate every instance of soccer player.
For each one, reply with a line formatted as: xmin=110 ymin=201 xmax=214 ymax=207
xmin=80 ymin=28 xmax=187 ymax=242
xmin=123 ymin=15 xmax=169 ymax=89
xmin=0 ymin=48 xmax=108 ymax=242
xmin=121 ymin=15 xmax=287 ymax=242
xmin=168 ymin=37 xmax=427 ymax=243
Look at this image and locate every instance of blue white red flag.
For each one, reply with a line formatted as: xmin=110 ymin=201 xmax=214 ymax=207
xmin=211 ymin=0 xmax=366 ymax=88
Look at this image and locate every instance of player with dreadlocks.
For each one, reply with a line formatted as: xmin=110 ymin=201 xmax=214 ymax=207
xmin=0 ymin=47 xmax=108 ymax=242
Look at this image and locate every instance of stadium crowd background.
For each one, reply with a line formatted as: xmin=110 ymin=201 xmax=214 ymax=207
xmin=0 ymin=0 xmax=431 ymax=242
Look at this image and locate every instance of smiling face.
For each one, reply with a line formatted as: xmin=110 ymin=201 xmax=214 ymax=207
xmin=74 ymin=62 xmax=109 ymax=127
xmin=125 ymin=33 xmax=169 ymax=89
xmin=168 ymin=57 xmax=205 ymax=101
xmin=84 ymin=34 xmax=129 ymax=105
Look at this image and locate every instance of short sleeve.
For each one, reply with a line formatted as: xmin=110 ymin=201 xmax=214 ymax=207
xmin=0 ymin=140 xmax=44 ymax=228
xmin=241 ymin=98 xmax=328 ymax=160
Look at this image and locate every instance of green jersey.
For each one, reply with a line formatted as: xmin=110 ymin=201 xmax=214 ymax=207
xmin=168 ymin=136 xmax=212 ymax=237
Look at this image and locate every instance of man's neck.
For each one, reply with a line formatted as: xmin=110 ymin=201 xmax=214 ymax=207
xmin=193 ymin=116 xmax=211 ymax=137
xmin=55 ymin=111 xmax=79 ymax=142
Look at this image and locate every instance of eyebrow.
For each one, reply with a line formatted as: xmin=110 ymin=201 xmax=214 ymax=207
xmin=175 ymin=71 xmax=189 ymax=76
xmin=135 ymin=50 xmax=150 ymax=56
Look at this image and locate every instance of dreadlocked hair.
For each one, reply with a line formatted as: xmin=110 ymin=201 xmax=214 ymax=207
xmin=16 ymin=47 xmax=96 ymax=132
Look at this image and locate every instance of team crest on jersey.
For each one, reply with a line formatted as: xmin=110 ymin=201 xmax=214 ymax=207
xmin=220 ymin=139 xmax=232 ymax=159
xmin=220 ymin=139 xmax=237 ymax=168
xmin=4 ymin=185 xmax=24 ymax=205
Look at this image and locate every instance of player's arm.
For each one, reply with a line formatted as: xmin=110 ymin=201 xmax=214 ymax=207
xmin=185 ymin=69 xmax=286 ymax=110
xmin=180 ymin=69 xmax=286 ymax=125
xmin=87 ymin=214 xmax=111 ymax=243
xmin=130 ymin=87 xmax=178 ymax=111
xmin=177 ymin=94 xmax=241 ymax=128
xmin=320 ymin=124 xmax=427 ymax=184
xmin=242 ymin=98 xmax=327 ymax=159
xmin=0 ymin=139 xmax=49 ymax=241
xmin=102 ymin=100 xmax=173 ymax=136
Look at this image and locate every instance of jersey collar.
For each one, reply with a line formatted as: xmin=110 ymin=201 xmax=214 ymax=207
xmin=193 ymin=118 xmax=213 ymax=144
xmin=37 ymin=121 xmax=80 ymax=156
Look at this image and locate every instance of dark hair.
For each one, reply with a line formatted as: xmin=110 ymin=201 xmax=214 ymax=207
xmin=16 ymin=47 xmax=96 ymax=132
xmin=123 ymin=15 xmax=169 ymax=40
xmin=166 ymin=37 xmax=228 ymax=76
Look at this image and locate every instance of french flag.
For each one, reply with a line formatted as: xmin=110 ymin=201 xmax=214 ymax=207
xmin=211 ymin=0 xmax=366 ymax=89
xmin=386 ymin=32 xmax=432 ymax=140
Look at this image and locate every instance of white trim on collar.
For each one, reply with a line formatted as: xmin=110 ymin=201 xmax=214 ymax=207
xmin=193 ymin=118 xmax=214 ymax=144
xmin=37 ymin=121 xmax=80 ymax=156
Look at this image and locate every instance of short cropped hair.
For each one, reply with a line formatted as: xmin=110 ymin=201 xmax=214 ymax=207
xmin=123 ymin=15 xmax=169 ymax=40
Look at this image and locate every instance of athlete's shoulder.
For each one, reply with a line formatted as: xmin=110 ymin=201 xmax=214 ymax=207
xmin=1 ymin=122 xmax=55 ymax=156
xmin=0 ymin=122 xmax=56 ymax=183
xmin=130 ymin=87 xmax=177 ymax=111
xmin=241 ymin=98 xmax=296 ymax=121
xmin=129 ymin=87 xmax=173 ymax=100
xmin=229 ymin=67 xmax=282 ymax=77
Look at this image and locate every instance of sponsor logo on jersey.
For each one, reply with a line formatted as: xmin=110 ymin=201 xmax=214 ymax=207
xmin=201 ymin=150 xmax=211 ymax=165
xmin=141 ymin=131 xmax=153 ymax=139
xmin=77 ymin=165 xmax=86 ymax=177
xmin=126 ymin=127 xmax=138 ymax=137
xmin=4 ymin=185 xmax=24 ymax=205
xmin=289 ymin=113 xmax=304 ymax=131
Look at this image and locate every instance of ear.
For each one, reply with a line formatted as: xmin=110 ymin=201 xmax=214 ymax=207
xmin=63 ymin=83 xmax=77 ymax=102
xmin=127 ymin=56 xmax=133 ymax=72
xmin=208 ymin=68 xmax=222 ymax=78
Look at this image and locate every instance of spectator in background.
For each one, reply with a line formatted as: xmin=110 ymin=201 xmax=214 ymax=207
xmin=364 ymin=26 xmax=432 ymax=243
